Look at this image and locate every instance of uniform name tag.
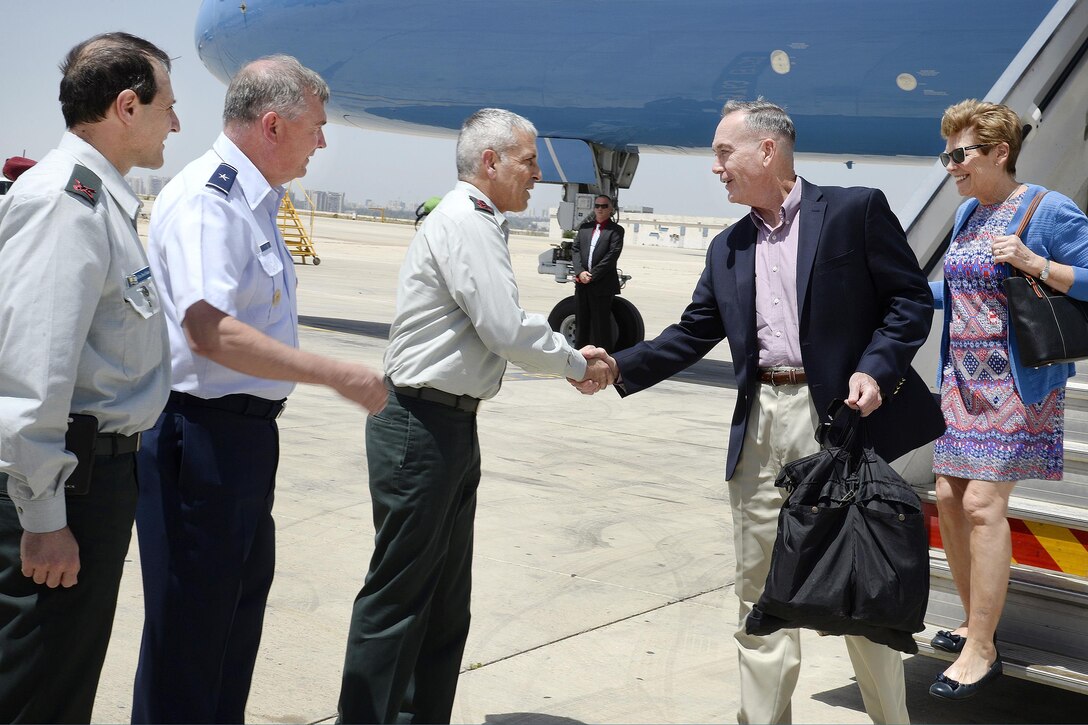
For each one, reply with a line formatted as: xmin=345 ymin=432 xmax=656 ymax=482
xmin=126 ymin=266 xmax=152 ymax=287
xmin=259 ymin=241 xmax=272 ymax=253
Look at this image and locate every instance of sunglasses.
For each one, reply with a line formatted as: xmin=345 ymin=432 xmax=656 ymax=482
xmin=939 ymin=144 xmax=992 ymax=166
xmin=593 ymin=203 xmax=611 ymax=209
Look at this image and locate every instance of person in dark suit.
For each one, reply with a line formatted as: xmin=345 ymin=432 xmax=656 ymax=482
xmin=572 ymin=194 xmax=624 ymax=348
xmin=582 ymin=99 xmax=943 ymax=724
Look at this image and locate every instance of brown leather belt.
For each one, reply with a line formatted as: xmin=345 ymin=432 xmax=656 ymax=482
xmin=758 ymin=368 xmax=807 ymax=386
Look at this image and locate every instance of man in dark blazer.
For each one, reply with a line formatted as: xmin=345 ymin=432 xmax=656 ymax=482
xmin=601 ymin=99 xmax=943 ymax=724
xmin=572 ymin=194 xmax=624 ymax=348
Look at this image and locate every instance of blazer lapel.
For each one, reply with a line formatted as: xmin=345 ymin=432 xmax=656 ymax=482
xmin=731 ymin=220 xmax=758 ymax=341
xmin=796 ymin=180 xmax=826 ymax=314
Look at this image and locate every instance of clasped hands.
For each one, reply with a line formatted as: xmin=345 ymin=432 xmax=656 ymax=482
xmin=567 ymin=345 xmax=618 ymax=394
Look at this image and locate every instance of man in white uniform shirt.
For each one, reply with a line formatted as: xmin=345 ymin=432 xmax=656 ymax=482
xmin=0 ymin=32 xmax=177 ymax=723
xmin=336 ymin=108 xmax=613 ymax=724
xmin=132 ymin=55 xmax=386 ymax=724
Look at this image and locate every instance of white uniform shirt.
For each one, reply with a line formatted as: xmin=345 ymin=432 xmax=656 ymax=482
xmin=385 ymin=181 xmax=587 ymax=399
xmin=0 ymin=133 xmax=169 ymax=532
xmin=149 ymin=134 xmax=298 ymax=400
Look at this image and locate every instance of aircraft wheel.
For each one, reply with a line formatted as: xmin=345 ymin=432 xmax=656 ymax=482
xmin=312 ymin=256 xmax=321 ymax=265
xmin=547 ymin=295 xmax=578 ymax=346
xmin=611 ymin=297 xmax=645 ymax=352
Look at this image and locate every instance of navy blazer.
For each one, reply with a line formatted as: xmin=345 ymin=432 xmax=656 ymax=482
xmin=613 ymin=179 xmax=943 ymax=479
xmin=572 ymin=220 xmax=624 ymax=296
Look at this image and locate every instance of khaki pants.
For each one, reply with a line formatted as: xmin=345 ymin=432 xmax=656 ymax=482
xmin=728 ymin=383 xmax=909 ymax=724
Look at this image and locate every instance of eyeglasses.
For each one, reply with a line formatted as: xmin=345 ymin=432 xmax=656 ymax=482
xmin=593 ymin=203 xmax=611 ymax=209
xmin=939 ymin=144 xmax=992 ymax=166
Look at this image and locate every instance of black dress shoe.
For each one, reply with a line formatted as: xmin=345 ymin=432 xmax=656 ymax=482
xmin=929 ymin=654 xmax=1003 ymax=700
xmin=932 ymin=630 xmax=967 ymax=653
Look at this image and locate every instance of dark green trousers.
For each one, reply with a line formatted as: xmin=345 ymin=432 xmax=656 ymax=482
xmin=338 ymin=393 xmax=480 ymax=724
xmin=0 ymin=453 xmax=138 ymax=723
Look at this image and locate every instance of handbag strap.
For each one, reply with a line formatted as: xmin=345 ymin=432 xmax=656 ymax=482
xmin=1009 ymin=190 xmax=1049 ymax=280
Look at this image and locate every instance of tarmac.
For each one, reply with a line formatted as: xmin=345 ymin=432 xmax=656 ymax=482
xmin=90 ymin=216 xmax=1088 ymax=724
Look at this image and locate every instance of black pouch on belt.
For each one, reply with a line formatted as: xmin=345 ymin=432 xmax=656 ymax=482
xmin=64 ymin=413 xmax=98 ymax=496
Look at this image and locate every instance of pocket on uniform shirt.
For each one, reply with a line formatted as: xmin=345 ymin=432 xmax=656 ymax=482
xmin=122 ymin=266 xmax=162 ymax=319
xmin=256 ymin=240 xmax=284 ymax=277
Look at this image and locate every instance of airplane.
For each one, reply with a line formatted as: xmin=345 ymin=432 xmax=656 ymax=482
xmin=195 ymin=0 xmax=1056 ymax=159
xmin=194 ymin=0 xmax=1088 ymax=695
xmin=194 ymin=0 xmax=1073 ymax=347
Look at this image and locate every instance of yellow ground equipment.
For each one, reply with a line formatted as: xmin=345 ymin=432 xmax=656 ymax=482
xmin=278 ymin=185 xmax=320 ymax=265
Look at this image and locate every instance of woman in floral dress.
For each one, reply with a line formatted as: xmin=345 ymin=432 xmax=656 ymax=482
xmin=928 ymin=100 xmax=1088 ymax=700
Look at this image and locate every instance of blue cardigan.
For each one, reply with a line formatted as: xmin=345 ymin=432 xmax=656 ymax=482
xmin=931 ymin=185 xmax=1088 ymax=403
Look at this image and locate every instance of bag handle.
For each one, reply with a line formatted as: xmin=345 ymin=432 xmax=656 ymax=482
xmin=1007 ymin=190 xmax=1049 ymax=280
xmin=815 ymin=399 xmax=861 ymax=450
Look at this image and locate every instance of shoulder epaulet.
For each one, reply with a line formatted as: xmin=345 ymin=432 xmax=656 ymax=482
xmin=205 ymin=162 xmax=238 ymax=196
xmin=469 ymin=195 xmax=494 ymax=216
xmin=64 ymin=164 xmax=101 ymax=208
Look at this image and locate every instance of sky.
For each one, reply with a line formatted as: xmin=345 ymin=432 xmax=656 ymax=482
xmin=2 ymin=1 xmax=937 ymax=219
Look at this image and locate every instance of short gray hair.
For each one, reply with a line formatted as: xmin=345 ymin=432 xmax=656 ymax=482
xmin=456 ymin=108 xmax=537 ymax=179
xmin=722 ymin=98 xmax=796 ymax=147
xmin=223 ymin=54 xmax=329 ymax=124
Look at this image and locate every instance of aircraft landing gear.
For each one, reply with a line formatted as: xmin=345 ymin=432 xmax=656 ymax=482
xmin=546 ymin=295 xmax=645 ymax=352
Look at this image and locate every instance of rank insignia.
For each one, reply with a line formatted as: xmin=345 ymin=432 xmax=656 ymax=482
xmin=469 ymin=195 xmax=494 ymax=215
xmin=64 ymin=165 xmax=101 ymax=207
xmin=206 ymin=163 xmax=239 ymax=195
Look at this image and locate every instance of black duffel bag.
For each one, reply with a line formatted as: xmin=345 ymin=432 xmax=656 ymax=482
xmin=744 ymin=402 xmax=929 ymax=653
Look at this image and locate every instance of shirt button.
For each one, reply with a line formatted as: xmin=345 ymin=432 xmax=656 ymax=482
xmin=773 ymin=298 xmax=780 ymax=305
xmin=775 ymin=331 xmax=782 ymax=337
xmin=772 ymin=265 xmax=779 ymax=272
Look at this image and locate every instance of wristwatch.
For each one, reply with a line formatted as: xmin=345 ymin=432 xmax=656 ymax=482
xmin=1040 ymin=258 xmax=1052 ymax=282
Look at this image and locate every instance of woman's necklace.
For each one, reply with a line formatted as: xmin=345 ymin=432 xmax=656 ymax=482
xmin=999 ymin=183 xmax=1023 ymax=206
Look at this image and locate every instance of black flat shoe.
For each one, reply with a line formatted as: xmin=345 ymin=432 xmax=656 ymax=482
xmin=932 ymin=630 xmax=967 ymax=653
xmin=929 ymin=655 xmax=1003 ymax=700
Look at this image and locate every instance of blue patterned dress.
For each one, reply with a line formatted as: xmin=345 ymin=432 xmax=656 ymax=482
xmin=932 ymin=194 xmax=1065 ymax=481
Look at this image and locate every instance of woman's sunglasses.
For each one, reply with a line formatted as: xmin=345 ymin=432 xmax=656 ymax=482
xmin=939 ymin=144 xmax=992 ymax=166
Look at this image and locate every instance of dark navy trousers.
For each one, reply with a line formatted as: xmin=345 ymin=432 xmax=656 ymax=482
xmin=131 ymin=397 xmax=279 ymax=724
xmin=338 ymin=393 xmax=480 ymax=724
xmin=0 ymin=455 xmax=138 ymax=724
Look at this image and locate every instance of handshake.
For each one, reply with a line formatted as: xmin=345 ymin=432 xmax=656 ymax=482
xmin=568 ymin=345 xmax=619 ymax=395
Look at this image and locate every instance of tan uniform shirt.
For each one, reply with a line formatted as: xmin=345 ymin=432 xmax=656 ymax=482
xmin=385 ymin=181 xmax=587 ymax=399
xmin=0 ymin=133 xmax=169 ymax=532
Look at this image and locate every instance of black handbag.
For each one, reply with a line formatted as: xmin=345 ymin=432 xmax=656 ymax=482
xmin=1003 ymin=191 xmax=1088 ymax=366
xmin=744 ymin=402 xmax=929 ymax=654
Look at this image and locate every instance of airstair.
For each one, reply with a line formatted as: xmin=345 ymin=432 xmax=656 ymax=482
xmin=278 ymin=186 xmax=320 ymax=265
